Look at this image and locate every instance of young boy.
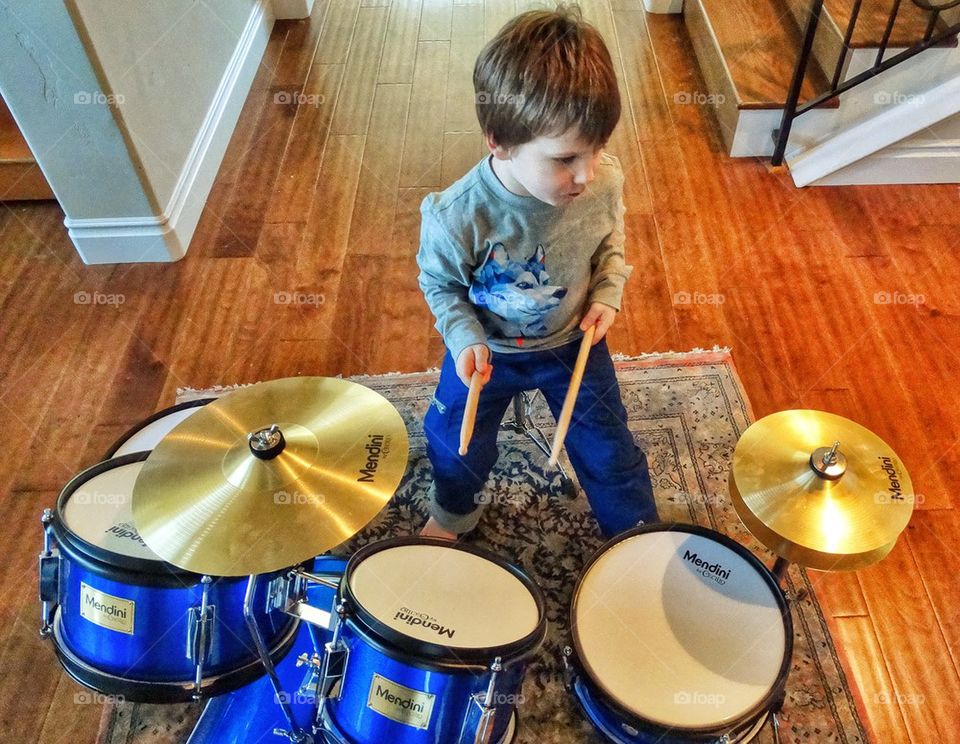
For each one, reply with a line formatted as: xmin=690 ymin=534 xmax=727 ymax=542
xmin=417 ymin=7 xmax=658 ymax=540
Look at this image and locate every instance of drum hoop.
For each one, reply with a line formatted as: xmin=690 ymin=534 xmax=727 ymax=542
xmin=568 ymin=522 xmax=794 ymax=735
xmin=340 ymin=536 xmax=548 ymax=665
xmin=102 ymin=398 xmax=215 ymax=460
xmin=54 ymin=453 xmax=197 ymax=580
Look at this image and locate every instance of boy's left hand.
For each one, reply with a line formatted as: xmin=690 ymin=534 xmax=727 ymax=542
xmin=580 ymin=302 xmax=617 ymax=345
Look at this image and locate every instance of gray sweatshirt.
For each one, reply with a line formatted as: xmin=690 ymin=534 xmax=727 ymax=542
xmin=417 ymin=153 xmax=632 ymax=361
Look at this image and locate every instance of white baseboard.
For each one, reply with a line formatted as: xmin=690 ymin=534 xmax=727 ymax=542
xmin=273 ymin=0 xmax=315 ymax=19
xmin=811 ymin=137 xmax=960 ymax=185
xmin=65 ymin=1 xmax=274 ymax=264
xmin=644 ymin=0 xmax=684 ymax=13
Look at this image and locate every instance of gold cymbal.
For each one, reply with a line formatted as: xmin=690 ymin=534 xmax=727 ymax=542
xmin=729 ymin=410 xmax=914 ymax=571
xmin=132 ymin=377 xmax=409 ymax=576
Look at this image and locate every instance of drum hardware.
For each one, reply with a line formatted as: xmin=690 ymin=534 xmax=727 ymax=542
xmin=187 ymin=576 xmax=215 ymax=699
xmin=243 ymin=574 xmax=311 ymax=743
xmin=38 ymin=508 xmax=59 ymax=638
xmin=505 ymin=392 xmax=576 ymax=498
xmin=316 ymin=601 xmax=351 ymax=703
xmin=469 ymin=656 xmax=504 ymax=744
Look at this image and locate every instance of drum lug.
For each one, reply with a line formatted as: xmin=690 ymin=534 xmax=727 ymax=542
xmin=318 ymin=641 xmax=349 ymax=700
xmin=560 ymin=646 xmax=576 ymax=691
xmin=466 ymin=656 xmax=503 ymax=744
xmin=38 ymin=509 xmax=60 ymax=637
xmin=187 ymin=577 xmax=217 ymax=700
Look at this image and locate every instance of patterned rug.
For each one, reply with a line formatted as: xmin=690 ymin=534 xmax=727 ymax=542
xmin=97 ymin=350 xmax=869 ymax=744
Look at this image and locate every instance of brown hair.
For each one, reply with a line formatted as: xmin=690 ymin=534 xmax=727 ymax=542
xmin=473 ymin=6 xmax=621 ymax=149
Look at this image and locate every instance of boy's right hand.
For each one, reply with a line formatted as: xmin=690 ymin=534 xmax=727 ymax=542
xmin=455 ymin=344 xmax=493 ymax=388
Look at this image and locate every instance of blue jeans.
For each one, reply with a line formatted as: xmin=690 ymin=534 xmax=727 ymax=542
xmin=423 ymin=338 xmax=658 ymax=537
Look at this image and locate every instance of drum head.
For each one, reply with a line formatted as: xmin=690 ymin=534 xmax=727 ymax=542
xmin=60 ymin=458 xmax=162 ymax=563
xmin=108 ymin=400 xmax=210 ymax=458
xmin=572 ymin=526 xmax=789 ymax=730
xmin=346 ymin=540 xmax=544 ymax=660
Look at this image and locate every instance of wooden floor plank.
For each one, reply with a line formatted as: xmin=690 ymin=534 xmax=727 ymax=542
xmin=329 ymin=7 xmax=390 ymax=135
xmin=399 ymin=41 xmax=451 ymax=188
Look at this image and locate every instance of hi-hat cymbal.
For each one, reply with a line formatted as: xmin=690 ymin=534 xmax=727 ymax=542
xmin=729 ymin=410 xmax=914 ymax=571
xmin=132 ymin=377 xmax=409 ymax=576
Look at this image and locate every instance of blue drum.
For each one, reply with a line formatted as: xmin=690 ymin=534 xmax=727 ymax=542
xmin=39 ymin=452 xmax=302 ymax=703
xmin=103 ymin=398 xmax=213 ymax=459
xmin=318 ymin=537 xmax=546 ymax=744
xmin=188 ymin=556 xmax=348 ymax=743
xmin=564 ymin=524 xmax=792 ymax=743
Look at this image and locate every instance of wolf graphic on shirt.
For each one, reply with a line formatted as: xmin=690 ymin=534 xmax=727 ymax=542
xmin=468 ymin=243 xmax=568 ymax=336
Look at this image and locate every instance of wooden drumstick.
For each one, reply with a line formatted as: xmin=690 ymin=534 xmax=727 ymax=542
xmin=458 ymin=372 xmax=484 ymax=456
xmin=548 ymin=324 xmax=596 ymax=466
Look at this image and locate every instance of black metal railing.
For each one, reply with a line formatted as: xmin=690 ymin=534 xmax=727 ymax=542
xmin=771 ymin=0 xmax=960 ymax=165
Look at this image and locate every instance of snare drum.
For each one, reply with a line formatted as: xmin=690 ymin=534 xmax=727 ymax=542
xmin=566 ymin=524 xmax=792 ymax=743
xmin=104 ymin=399 xmax=213 ymax=458
xmin=319 ymin=537 xmax=547 ymax=744
xmin=39 ymin=453 xmax=301 ymax=703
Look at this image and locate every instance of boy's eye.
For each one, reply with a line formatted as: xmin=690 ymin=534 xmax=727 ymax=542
xmin=556 ymin=156 xmax=577 ymax=164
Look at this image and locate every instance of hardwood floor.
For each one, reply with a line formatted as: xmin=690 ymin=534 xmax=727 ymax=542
xmin=2 ymin=1 xmax=959 ymax=741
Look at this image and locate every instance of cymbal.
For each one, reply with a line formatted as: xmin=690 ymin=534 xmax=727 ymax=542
xmin=729 ymin=410 xmax=914 ymax=571
xmin=132 ymin=377 xmax=409 ymax=576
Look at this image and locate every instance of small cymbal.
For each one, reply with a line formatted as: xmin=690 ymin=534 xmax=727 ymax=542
xmin=132 ymin=377 xmax=409 ymax=576
xmin=729 ymin=410 xmax=914 ymax=571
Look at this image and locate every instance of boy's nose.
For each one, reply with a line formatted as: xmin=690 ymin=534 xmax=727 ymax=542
xmin=574 ymin=163 xmax=595 ymax=185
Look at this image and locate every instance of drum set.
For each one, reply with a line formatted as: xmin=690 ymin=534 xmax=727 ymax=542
xmin=37 ymin=376 xmax=916 ymax=743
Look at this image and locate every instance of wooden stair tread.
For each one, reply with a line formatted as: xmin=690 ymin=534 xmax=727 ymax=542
xmin=824 ymin=0 xmax=958 ymax=49
xmin=699 ymin=0 xmax=839 ymax=109
xmin=0 ymin=97 xmax=35 ymax=163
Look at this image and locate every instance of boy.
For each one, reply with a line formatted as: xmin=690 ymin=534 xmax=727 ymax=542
xmin=417 ymin=7 xmax=658 ymax=540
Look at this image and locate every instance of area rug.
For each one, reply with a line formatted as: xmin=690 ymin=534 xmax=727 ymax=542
xmin=97 ymin=350 xmax=870 ymax=744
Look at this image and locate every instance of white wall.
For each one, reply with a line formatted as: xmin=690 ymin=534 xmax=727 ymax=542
xmin=70 ymin=0 xmax=257 ymax=210
xmin=0 ymin=0 xmax=279 ymax=263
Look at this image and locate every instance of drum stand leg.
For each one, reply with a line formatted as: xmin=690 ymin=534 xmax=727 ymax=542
xmin=243 ymin=575 xmax=310 ymax=743
xmin=506 ymin=393 xmax=576 ymax=497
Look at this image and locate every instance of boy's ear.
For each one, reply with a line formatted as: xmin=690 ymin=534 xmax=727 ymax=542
xmin=485 ymin=132 xmax=511 ymax=160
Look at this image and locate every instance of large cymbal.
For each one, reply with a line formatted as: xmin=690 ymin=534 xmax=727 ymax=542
xmin=729 ymin=410 xmax=914 ymax=571
xmin=132 ymin=377 xmax=409 ymax=576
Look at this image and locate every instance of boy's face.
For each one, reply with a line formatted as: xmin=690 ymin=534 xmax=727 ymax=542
xmin=489 ymin=128 xmax=604 ymax=208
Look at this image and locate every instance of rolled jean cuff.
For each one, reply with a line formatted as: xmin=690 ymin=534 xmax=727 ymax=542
xmin=428 ymin=497 xmax=484 ymax=534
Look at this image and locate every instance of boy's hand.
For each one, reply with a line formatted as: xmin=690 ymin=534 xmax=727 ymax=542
xmin=580 ymin=302 xmax=617 ymax=345
xmin=455 ymin=344 xmax=493 ymax=388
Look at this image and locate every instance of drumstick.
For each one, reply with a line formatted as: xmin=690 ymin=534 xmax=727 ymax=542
xmin=458 ymin=372 xmax=484 ymax=456
xmin=548 ymin=324 xmax=596 ymax=466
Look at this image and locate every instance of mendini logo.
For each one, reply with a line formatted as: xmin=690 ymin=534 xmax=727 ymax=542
xmin=877 ymin=456 xmax=904 ymax=501
xmin=393 ymin=609 xmax=456 ymax=639
xmin=683 ymin=549 xmax=731 ymax=585
xmin=358 ymin=434 xmax=385 ymax=482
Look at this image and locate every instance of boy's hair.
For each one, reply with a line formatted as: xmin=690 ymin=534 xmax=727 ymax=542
xmin=473 ymin=6 xmax=620 ymax=149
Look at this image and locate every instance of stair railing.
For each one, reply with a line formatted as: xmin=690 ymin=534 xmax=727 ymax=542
xmin=771 ymin=0 xmax=960 ymax=165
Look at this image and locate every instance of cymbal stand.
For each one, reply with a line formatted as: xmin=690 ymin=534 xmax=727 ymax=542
xmin=243 ymin=575 xmax=310 ymax=743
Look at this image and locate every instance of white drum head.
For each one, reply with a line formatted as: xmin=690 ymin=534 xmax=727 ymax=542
xmin=112 ymin=406 xmax=204 ymax=457
xmin=61 ymin=461 xmax=162 ymax=562
xmin=349 ymin=544 xmax=541 ymax=650
xmin=573 ymin=530 xmax=787 ymax=729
